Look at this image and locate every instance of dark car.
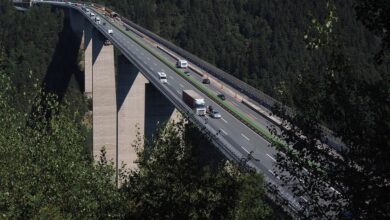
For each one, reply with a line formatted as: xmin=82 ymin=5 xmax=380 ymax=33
xmin=202 ymin=78 xmax=210 ymax=84
xmin=184 ymin=70 xmax=190 ymax=76
xmin=217 ymin=93 xmax=226 ymax=100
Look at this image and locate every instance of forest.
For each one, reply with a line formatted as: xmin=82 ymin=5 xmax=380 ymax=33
xmin=0 ymin=0 xmax=275 ymax=219
xmin=0 ymin=0 xmax=389 ymax=219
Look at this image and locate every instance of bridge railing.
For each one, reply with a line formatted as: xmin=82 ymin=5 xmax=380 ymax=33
xmin=118 ymin=16 xmax=287 ymax=112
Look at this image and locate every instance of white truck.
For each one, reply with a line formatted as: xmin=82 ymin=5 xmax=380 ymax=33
xmin=108 ymin=29 xmax=113 ymax=35
xmin=176 ymin=59 xmax=188 ymax=68
xmin=182 ymin=90 xmax=206 ymax=116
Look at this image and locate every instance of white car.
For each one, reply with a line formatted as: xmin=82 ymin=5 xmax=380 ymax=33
xmin=108 ymin=29 xmax=113 ymax=35
xmin=210 ymin=110 xmax=221 ymax=119
xmin=158 ymin=72 xmax=167 ymax=84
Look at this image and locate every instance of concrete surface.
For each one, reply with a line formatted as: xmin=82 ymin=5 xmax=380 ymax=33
xmin=92 ymin=33 xmax=117 ymax=166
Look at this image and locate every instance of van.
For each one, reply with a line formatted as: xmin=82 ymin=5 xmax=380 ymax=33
xmin=176 ymin=59 xmax=188 ymax=68
xmin=158 ymin=72 xmax=168 ymax=84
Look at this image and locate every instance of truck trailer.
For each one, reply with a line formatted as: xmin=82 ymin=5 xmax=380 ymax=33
xmin=182 ymin=90 xmax=206 ymax=116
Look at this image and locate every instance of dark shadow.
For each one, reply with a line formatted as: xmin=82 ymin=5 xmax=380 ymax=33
xmin=41 ymin=13 xmax=83 ymax=101
xmin=144 ymin=84 xmax=175 ymax=141
xmin=116 ymin=55 xmax=138 ymax=110
xmin=92 ymin=30 xmax=104 ymax=65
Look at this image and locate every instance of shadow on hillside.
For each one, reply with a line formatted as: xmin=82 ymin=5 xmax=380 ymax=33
xmin=42 ymin=16 xmax=84 ymax=102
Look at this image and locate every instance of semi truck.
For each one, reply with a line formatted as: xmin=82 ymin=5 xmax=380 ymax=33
xmin=182 ymin=90 xmax=206 ymax=116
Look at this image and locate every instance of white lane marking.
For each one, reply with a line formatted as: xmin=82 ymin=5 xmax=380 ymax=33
xmin=147 ymin=57 xmax=151 ymax=61
xmin=300 ymin=196 xmax=308 ymax=202
xmin=220 ymin=129 xmax=227 ymax=135
xmin=143 ymin=61 xmax=147 ymax=64
xmin=241 ymin=133 xmax=250 ymax=141
xmin=330 ymin=187 xmax=341 ymax=195
xmin=169 ymin=76 xmax=174 ymax=80
xmin=153 ymin=63 xmax=157 ymax=66
xmin=241 ymin=146 xmax=250 ymax=154
xmin=267 ymin=154 xmax=276 ymax=162
xmin=268 ymin=169 xmax=275 ymax=175
xmin=179 ymin=83 xmax=184 ymax=88
xmin=221 ymin=118 xmax=228 ymax=124
xmin=150 ymin=67 xmax=154 ymax=71
xmin=176 ymin=90 xmax=181 ymax=95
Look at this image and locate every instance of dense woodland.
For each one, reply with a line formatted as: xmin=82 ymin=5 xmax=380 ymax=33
xmin=85 ymin=0 xmax=389 ymax=218
xmin=85 ymin=0 xmax=387 ymax=104
xmin=0 ymin=0 xmax=389 ymax=219
xmin=0 ymin=0 xmax=274 ymax=219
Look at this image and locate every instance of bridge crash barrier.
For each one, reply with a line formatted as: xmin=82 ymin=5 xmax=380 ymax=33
xmin=91 ymin=7 xmax=325 ymax=177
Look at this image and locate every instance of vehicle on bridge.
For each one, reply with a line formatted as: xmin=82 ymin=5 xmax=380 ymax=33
xmin=217 ymin=93 xmax=226 ymax=100
xmin=210 ymin=110 xmax=222 ymax=119
xmin=176 ymin=59 xmax=188 ymax=68
xmin=182 ymin=90 xmax=206 ymax=116
xmin=202 ymin=78 xmax=210 ymax=84
xmin=108 ymin=29 xmax=113 ymax=35
xmin=158 ymin=72 xmax=168 ymax=84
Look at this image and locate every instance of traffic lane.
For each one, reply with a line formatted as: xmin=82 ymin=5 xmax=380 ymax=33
xmin=91 ymin=9 xmax=299 ymax=208
xmin=106 ymin=17 xmax=281 ymax=169
xmin=148 ymin=43 xmax=280 ymax=133
xmin=101 ymin=13 xmax=281 ymax=169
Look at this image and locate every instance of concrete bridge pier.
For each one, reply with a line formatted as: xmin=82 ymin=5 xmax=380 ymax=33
xmin=80 ymin=21 xmax=180 ymax=173
xmin=92 ymin=31 xmax=117 ymax=165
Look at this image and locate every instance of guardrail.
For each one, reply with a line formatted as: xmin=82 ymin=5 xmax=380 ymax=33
xmin=118 ymin=16 xmax=290 ymax=112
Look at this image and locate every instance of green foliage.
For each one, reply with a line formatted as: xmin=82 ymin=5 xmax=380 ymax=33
xmin=82 ymin=0 xmax=382 ymax=104
xmin=120 ymin=121 xmax=272 ymax=219
xmin=0 ymin=74 xmax=124 ymax=219
xmin=272 ymin=1 xmax=390 ymax=219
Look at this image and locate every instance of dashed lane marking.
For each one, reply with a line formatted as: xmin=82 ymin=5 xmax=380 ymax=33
xmin=266 ymin=154 xmax=276 ymax=162
xmin=241 ymin=133 xmax=250 ymax=141
xmin=241 ymin=146 xmax=250 ymax=154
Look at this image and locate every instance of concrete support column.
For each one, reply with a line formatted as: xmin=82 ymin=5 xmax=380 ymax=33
xmin=92 ymin=33 xmax=117 ymax=165
xmin=84 ymin=24 xmax=93 ymax=98
xmin=117 ymin=55 xmax=148 ymax=170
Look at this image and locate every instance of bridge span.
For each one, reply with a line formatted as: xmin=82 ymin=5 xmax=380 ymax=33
xmin=22 ymin=0 xmax=312 ymax=215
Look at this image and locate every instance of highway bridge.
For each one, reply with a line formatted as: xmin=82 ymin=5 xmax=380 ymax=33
xmin=16 ymin=0 xmax=326 ymax=216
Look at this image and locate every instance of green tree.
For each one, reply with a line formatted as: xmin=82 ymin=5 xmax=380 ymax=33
xmin=272 ymin=1 xmax=390 ymax=218
xmin=121 ymin=121 xmax=272 ymax=219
